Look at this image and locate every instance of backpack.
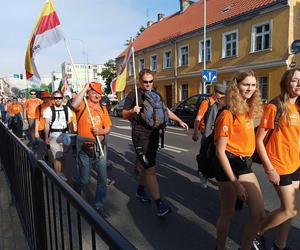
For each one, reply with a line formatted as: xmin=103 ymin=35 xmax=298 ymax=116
xmin=252 ymin=96 xmax=283 ymax=164
xmin=49 ymin=105 xmax=69 ymax=132
xmin=139 ymin=89 xmax=169 ymax=130
xmin=201 ymin=97 xmax=222 ymax=139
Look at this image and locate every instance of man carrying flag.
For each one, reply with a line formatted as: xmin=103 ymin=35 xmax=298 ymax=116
xmin=25 ymin=0 xmax=64 ymax=83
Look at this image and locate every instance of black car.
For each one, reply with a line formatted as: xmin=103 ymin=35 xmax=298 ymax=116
xmin=170 ymin=94 xmax=211 ymax=127
xmin=112 ymin=98 xmax=125 ymax=117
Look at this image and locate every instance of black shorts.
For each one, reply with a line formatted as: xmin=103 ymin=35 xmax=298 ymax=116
xmin=278 ymin=167 xmax=300 ymax=186
xmin=132 ymin=127 xmax=159 ymax=169
xmin=214 ymin=151 xmax=253 ymax=182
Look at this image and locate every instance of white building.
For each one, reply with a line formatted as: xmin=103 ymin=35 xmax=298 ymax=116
xmin=61 ymin=62 xmax=104 ymax=92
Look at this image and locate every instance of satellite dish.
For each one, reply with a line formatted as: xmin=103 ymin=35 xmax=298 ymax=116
xmin=291 ymin=40 xmax=300 ymax=54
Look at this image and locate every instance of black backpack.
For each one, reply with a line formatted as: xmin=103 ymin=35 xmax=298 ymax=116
xmin=196 ymin=106 xmax=230 ymax=178
xmin=139 ymin=89 xmax=169 ymax=130
xmin=49 ymin=105 xmax=69 ymax=132
xmin=252 ymin=96 xmax=283 ymax=164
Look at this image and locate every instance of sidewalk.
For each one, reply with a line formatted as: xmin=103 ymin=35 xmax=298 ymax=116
xmin=0 ymin=167 xmax=28 ymax=250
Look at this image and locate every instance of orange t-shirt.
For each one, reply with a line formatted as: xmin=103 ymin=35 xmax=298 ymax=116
xmin=259 ymin=103 xmax=300 ymax=175
xmin=197 ymin=96 xmax=217 ymax=132
xmin=76 ymin=101 xmax=112 ymax=139
xmin=214 ymin=110 xmax=255 ymax=156
xmin=24 ymin=98 xmax=42 ymax=119
xmin=35 ymin=102 xmax=52 ymax=131
xmin=8 ymin=103 xmax=22 ymax=115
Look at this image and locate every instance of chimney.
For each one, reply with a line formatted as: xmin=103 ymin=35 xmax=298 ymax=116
xmin=180 ymin=0 xmax=191 ymax=12
xmin=157 ymin=13 xmax=165 ymax=21
xmin=147 ymin=20 xmax=154 ymax=27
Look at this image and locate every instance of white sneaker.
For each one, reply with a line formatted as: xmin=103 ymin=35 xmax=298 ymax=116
xmin=198 ymin=171 xmax=208 ymax=188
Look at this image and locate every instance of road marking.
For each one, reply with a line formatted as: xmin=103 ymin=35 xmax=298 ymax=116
xmin=166 ymin=131 xmax=187 ymax=136
xmin=114 ymin=125 xmax=131 ymax=130
xmin=118 ymin=119 xmax=129 ymax=123
xmin=167 ymin=126 xmax=186 ymax=131
xmin=109 ymin=132 xmax=189 ymax=153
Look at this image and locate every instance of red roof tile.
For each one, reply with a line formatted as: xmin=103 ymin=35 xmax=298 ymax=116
xmin=117 ymin=0 xmax=278 ymax=58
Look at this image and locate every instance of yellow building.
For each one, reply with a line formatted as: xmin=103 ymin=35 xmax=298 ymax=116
xmin=116 ymin=0 xmax=300 ymax=107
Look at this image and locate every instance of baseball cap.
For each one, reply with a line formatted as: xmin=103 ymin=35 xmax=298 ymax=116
xmin=214 ymin=84 xmax=227 ymax=94
xmin=89 ymin=82 xmax=103 ymax=95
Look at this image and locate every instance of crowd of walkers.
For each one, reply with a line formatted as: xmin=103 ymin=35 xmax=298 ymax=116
xmin=0 ymin=67 xmax=299 ymax=250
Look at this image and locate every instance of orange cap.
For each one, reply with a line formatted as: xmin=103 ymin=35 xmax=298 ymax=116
xmin=41 ymin=91 xmax=51 ymax=98
xmin=89 ymin=82 xmax=103 ymax=95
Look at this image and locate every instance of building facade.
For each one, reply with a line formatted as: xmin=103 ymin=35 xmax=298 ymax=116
xmin=116 ymin=0 xmax=300 ymax=107
xmin=61 ymin=62 xmax=104 ymax=92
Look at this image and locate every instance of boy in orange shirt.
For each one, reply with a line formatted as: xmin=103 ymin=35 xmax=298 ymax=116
xmin=255 ymin=68 xmax=300 ymax=250
xmin=8 ymin=97 xmax=23 ymax=138
xmin=214 ymin=70 xmax=265 ymax=250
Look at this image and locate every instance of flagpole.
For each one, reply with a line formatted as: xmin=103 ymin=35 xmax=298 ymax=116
xmin=131 ymin=44 xmax=139 ymax=107
xmin=63 ymin=38 xmax=104 ymax=156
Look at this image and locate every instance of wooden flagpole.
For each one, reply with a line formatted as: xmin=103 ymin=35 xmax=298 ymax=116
xmin=63 ymin=38 xmax=104 ymax=156
xmin=131 ymin=43 xmax=139 ymax=107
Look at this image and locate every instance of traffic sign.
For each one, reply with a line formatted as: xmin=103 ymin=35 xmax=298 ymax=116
xmin=202 ymin=69 xmax=217 ymax=82
xmin=13 ymin=74 xmax=19 ymax=78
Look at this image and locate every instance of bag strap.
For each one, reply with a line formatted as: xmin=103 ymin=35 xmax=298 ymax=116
xmin=269 ymin=96 xmax=283 ymax=131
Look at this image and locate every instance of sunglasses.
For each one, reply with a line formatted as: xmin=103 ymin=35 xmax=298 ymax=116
xmin=30 ymin=93 xmax=36 ymax=95
xmin=53 ymin=97 xmax=63 ymax=100
xmin=143 ymin=79 xmax=153 ymax=84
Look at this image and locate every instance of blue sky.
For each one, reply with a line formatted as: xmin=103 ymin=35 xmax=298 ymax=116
xmin=0 ymin=0 xmax=179 ymax=77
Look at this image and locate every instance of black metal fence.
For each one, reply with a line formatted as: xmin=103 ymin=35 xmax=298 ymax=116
xmin=0 ymin=121 xmax=136 ymax=250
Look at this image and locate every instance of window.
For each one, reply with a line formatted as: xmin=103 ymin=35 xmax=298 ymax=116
xmin=164 ymin=50 xmax=172 ymax=69
xmin=258 ymin=76 xmax=268 ymax=101
xmin=252 ymin=21 xmax=272 ymax=52
xmin=181 ymin=84 xmax=188 ymax=100
xmin=150 ymin=55 xmax=157 ymax=71
xmin=178 ymin=95 xmax=198 ymax=110
xmin=222 ymin=30 xmax=238 ymax=58
xmin=138 ymin=59 xmax=144 ymax=72
xmin=129 ymin=61 xmax=134 ymax=76
xmin=179 ymin=45 xmax=189 ymax=66
xmin=199 ymin=38 xmax=211 ymax=62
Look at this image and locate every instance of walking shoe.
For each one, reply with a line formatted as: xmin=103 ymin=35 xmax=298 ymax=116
xmin=157 ymin=201 xmax=172 ymax=217
xmin=198 ymin=170 xmax=208 ymax=188
xmin=136 ymin=189 xmax=151 ymax=203
xmin=271 ymin=242 xmax=292 ymax=250
xmin=252 ymin=234 xmax=266 ymax=250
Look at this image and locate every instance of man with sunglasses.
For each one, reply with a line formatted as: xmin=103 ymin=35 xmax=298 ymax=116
xmin=123 ymin=68 xmax=188 ymax=217
xmin=24 ymin=89 xmax=42 ymax=147
xmin=44 ymin=91 xmax=73 ymax=181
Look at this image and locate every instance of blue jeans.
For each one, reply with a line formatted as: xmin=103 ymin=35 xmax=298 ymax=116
xmin=76 ymin=142 xmax=107 ymax=209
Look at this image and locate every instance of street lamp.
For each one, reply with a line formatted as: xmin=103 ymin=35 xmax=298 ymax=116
xmin=70 ymin=38 xmax=89 ymax=88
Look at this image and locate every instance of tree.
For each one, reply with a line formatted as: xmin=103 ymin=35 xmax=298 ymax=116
xmin=124 ymin=25 xmax=146 ymax=46
xmin=100 ymin=59 xmax=117 ymax=94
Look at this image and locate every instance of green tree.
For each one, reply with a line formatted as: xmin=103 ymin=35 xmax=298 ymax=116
xmin=100 ymin=59 xmax=117 ymax=94
xmin=124 ymin=25 xmax=145 ymax=45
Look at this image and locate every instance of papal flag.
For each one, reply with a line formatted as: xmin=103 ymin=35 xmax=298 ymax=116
xmin=25 ymin=0 xmax=64 ymax=83
xmin=111 ymin=42 xmax=133 ymax=93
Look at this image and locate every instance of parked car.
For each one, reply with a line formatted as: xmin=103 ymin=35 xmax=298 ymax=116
xmin=112 ymin=98 xmax=125 ymax=117
xmin=170 ymin=94 xmax=211 ymax=127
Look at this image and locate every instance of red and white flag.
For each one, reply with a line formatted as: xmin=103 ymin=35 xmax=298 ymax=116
xmin=25 ymin=0 xmax=64 ymax=83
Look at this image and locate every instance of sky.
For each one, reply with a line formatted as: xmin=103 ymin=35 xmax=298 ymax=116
xmin=0 ymin=0 xmax=180 ymax=78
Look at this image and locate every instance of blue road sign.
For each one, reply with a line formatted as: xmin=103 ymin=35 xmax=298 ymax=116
xmin=13 ymin=74 xmax=20 ymax=78
xmin=202 ymin=69 xmax=217 ymax=82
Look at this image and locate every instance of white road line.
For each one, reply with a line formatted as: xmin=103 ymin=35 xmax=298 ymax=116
xmin=118 ymin=119 xmax=129 ymax=123
xmin=114 ymin=125 xmax=131 ymax=130
xmin=166 ymin=131 xmax=187 ymax=136
xmin=109 ymin=132 xmax=188 ymax=153
xmin=166 ymin=126 xmax=186 ymax=131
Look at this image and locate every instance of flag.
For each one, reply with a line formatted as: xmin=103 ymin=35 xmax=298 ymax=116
xmin=111 ymin=42 xmax=133 ymax=93
xmin=25 ymin=0 xmax=64 ymax=83
xmin=61 ymin=74 xmax=69 ymax=93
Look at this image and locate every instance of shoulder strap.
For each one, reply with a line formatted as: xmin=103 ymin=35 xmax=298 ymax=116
xmin=50 ymin=105 xmax=55 ymax=124
xmin=269 ymin=96 xmax=283 ymax=131
xmin=76 ymin=102 xmax=86 ymax=124
xmin=63 ymin=105 xmax=69 ymax=128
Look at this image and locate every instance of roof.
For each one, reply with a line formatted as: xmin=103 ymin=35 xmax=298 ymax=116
xmin=117 ymin=0 xmax=282 ymax=59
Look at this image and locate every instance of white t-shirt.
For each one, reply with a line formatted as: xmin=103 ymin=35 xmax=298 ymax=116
xmin=43 ymin=106 xmax=73 ymax=136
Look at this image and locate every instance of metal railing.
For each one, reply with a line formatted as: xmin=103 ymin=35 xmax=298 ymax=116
xmin=0 ymin=121 xmax=136 ymax=250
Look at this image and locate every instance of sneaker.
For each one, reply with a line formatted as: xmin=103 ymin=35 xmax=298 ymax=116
xmin=58 ymin=173 xmax=68 ymax=182
xmin=198 ymin=171 xmax=208 ymax=188
xmin=271 ymin=242 xmax=292 ymax=250
xmin=157 ymin=201 xmax=172 ymax=217
xmin=252 ymin=234 xmax=266 ymax=250
xmin=136 ymin=190 xmax=151 ymax=203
